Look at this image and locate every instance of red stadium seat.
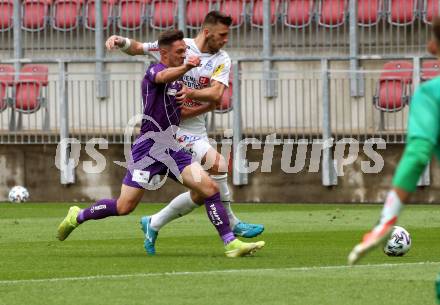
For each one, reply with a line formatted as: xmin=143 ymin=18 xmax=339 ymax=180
xmin=421 ymin=60 xmax=440 ymax=81
xmin=388 ymin=0 xmax=416 ymax=26
xmin=85 ymin=0 xmax=116 ymax=30
xmin=215 ymin=69 xmax=233 ymax=113
xmin=251 ymin=0 xmax=279 ymax=28
xmin=15 ymin=65 xmax=49 ymax=113
xmin=150 ymin=0 xmax=176 ymax=29
xmin=373 ymin=61 xmax=413 ymax=112
xmin=0 ymin=64 xmax=15 ymax=86
xmin=284 ymin=0 xmax=314 ymax=28
xmin=0 ymin=0 xmax=13 ymax=31
xmin=357 ymin=0 xmax=382 ymax=26
xmin=52 ymin=0 xmax=84 ymax=30
xmin=118 ymin=0 xmax=149 ymax=30
xmin=0 ymin=65 xmax=14 ymax=112
xmin=0 ymin=82 xmax=7 ymax=111
xmin=186 ymin=0 xmax=211 ymax=29
xmin=218 ymin=0 xmax=246 ymax=28
xmin=22 ymin=0 xmax=51 ymax=31
xmin=318 ymin=0 xmax=347 ymax=28
xmin=423 ymin=0 xmax=440 ymax=25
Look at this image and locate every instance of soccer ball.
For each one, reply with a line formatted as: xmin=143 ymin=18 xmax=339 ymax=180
xmin=8 ymin=186 xmax=29 ymax=203
xmin=383 ymin=226 xmax=411 ymax=257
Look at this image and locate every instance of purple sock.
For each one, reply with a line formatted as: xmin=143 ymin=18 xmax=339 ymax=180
xmin=77 ymin=199 xmax=119 ymax=224
xmin=204 ymin=192 xmax=236 ymax=245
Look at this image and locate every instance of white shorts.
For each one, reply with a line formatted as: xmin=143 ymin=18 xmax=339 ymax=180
xmin=176 ymin=130 xmax=212 ymax=163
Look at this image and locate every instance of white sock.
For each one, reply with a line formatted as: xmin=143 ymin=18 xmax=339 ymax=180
xmin=212 ymin=174 xmax=240 ymax=228
xmin=150 ymin=192 xmax=198 ymax=231
xmin=373 ymin=190 xmax=403 ymax=233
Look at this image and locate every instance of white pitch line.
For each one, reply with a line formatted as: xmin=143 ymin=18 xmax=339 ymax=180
xmin=1 ymin=261 xmax=439 ymax=286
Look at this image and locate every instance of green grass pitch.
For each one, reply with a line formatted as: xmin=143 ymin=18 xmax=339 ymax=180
xmin=0 ymin=203 xmax=439 ymax=305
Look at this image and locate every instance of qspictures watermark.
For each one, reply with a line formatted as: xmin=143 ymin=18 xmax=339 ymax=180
xmin=55 ymin=115 xmax=386 ymax=188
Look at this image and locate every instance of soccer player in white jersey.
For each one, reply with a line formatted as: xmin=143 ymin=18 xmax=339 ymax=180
xmin=106 ymin=11 xmax=264 ymax=255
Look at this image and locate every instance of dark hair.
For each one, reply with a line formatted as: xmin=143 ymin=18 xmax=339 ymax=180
xmin=158 ymin=29 xmax=184 ymax=48
xmin=202 ymin=11 xmax=232 ymax=28
xmin=433 ymin=17 xmax=440 ymax=44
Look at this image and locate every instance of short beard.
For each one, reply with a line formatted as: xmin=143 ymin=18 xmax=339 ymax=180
xmin=206 ymin=37 xmax=219 ymax=54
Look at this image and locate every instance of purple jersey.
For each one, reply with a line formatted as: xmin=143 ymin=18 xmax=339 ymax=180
xmin=122 ymin=62 xmax=193 ymax=189
xmin=141 ymin=62 xmax=182 ymax=134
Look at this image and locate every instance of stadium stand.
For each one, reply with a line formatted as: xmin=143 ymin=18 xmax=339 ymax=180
xmin=283 ymin=0 xmax=314 ymax=28
xmin=85 ymin=0 xmax=116 ymax=30
xmin=423 ymin=0 xmax=440 ymax=25
xmin=52 ymin=0 xmax=84 ymax=30
xmin=1 ymin=0 xmax=439 ymax=144
xmin=0 ymin=0 xmax=13 ymax=31
xmin=150 ymin=0 xmax=176 ymax=29
xmin=22 ymin=0 xmax=52 ymax=31
xmin=15 ymin=64 xmax=48 ymax=113
xmin=357 ymin=0 xmax=382 ymax=26
xmin=0 ymin=65 xmax=14 ymax=112
xmin=250 ymin=0 xmax=280 ymax=28
xmin=421 ymin=60 xmax=440 ymax=81
xmin=118 ymin=0 xmax=149 ymax=30
xmin=218 ymin=0 xmax=246 ymax=28
xmin=186 ymin=0 xmax=211 ymax=29
xmin=318 ymin=0 xmax=347 ymax=27
xmin=387 ymin=0 xmax=417 ymax=26
xmin=373 ymin=61 xmax=413 ymax=112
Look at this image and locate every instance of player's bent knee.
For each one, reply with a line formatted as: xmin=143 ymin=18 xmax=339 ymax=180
xmin=116 ymin=198 xmax=138 ymax=215
xmin=190 ymin=190 xmax=204 ymax=205
xmin=204 ymin=179 xmax=219 ymax=197
xmin=212 ymin=155 xmax=227 ymax=175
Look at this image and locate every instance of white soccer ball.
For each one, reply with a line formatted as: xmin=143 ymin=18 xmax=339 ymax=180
xmin=383 ymin=226 xmax=411 ymax=257
xmin=8 ymin=186 xmax=29 ymax=203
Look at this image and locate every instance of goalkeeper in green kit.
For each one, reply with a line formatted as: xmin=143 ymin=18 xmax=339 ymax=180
xmin=348 ymin=17 xmax=440 ymax=266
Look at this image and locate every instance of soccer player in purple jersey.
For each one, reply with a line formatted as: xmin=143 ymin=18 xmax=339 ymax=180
xmin=57 ymin=29 xmax=265 ymax=258
xmin=105 ymin=12 xmax=264 ymax=257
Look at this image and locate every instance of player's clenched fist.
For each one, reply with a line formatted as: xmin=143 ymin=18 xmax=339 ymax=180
xmin=185 ymin=56 xmax=201 ymax=69
xmin=105 ymin=35 xmax=128 ymax=50
xmin=176 ymin=85 xmax=193 ymax=102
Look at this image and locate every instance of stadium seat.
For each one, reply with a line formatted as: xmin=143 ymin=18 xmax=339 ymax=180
xmin=423 ymin=0 xmax=440 ymax=25
xmin=186 ymin=0 xmax=211 ymax=29
xmin=215 ymin=69 xmax=233 ymax=113
xmin=357 ymin=0 xmax=382 ymax=26
xmin=0 ymin=0 xmax=13 ymax=31
xmin=22 ymin=0 xmax=51 ymax=31
xmin=318 ymin=0 xmax=347 ymax=28
xmin=52 ymin=0 xmax=84 ymax=31
xmin=150 ymin=0 xmax=176 ymax=29
xmin=0 ymin=64 xmax=14 ymax=86
xmin=421 ymin=60 xmax=440 ymax=81
xmin=388 ymin=0 xmax=417 ymax=26
xmin=85 ymin=0 xmax=116 ymax=30
xmin=284 ymin=0 xmax=314 ymax=28
xmin=0 ymin=65 xmax=14 ymax=112
xmin=118 ymin=0 xmax=149 ymax=30
xmin=250 ymin=0 xmax=280 ymax=28
xmin=15 ymin=65 xmax=49 ymax=113
xmin=373 ymin=61 xmax=413 ymax=112
xmin=0 ymin=82 xmax=7 ymax=112
xmin=218 ymin=0 xmax=246 ymax=28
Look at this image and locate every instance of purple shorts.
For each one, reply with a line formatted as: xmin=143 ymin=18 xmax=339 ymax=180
xmin=122 ymin=141 xmax=193 ymax=189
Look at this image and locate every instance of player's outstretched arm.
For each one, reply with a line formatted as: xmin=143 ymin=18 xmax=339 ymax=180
xmin=105 ymin=35 xmax=145 ymax=55
xmin=176 ymin=80 xmax=226 ymax=104
xmin=155 ymin=56 xmax=201 ymax=84
xmin=180 ymin=99 xmax=216 ymax=120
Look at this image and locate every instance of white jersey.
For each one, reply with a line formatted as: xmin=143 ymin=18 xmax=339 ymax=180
xmin=143 ymin=38 xmax=231 ymax=136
